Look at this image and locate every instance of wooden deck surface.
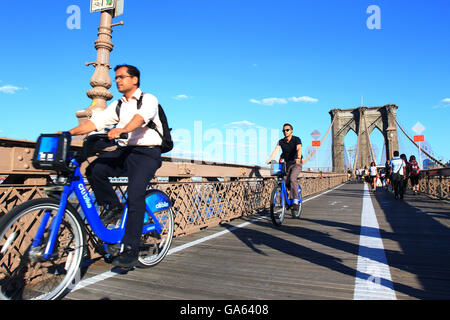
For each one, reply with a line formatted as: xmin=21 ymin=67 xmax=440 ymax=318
xmin=65 ymin=182 xmax=450 ymax=300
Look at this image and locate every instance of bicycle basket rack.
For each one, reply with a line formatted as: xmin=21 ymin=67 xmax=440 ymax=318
xmin=32 ymin=133 xmax=72 ymax=172
xmin=270 ymin=162 xmax=286 ymax=176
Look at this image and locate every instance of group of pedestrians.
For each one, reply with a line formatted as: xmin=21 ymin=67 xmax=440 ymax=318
xmin=354 ymin=151 xmax=421 ymax=199
xmin=386 ymin=151 xmax=421 ymax=200
xmin=355 ymin=162 xmax=378 ymax=191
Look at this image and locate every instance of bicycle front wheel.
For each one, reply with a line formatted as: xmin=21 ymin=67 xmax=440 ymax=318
xmin=270 ymin=185 xmax=285 ymax=226
xmin=137 ymin=208 xmax=174 ymax=268
xmin=0 ymin=198 xmax=85 ymax=300
xmin=292 ymin=186 xmax=303 ymax=219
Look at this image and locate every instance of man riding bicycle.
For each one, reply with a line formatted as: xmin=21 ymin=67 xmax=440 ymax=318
xmin=62 ymin=64 xmax=163 ymax=268
xmin=266 ymin=123 xmax=302 ymax=211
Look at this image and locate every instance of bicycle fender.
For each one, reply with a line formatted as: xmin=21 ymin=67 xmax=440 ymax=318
xmin=145 ymin=189 xmax=172 ymax=213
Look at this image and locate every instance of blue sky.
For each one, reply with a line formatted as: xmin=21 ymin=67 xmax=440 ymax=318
xmin=1 ymin=0 xmax=449 ymax=167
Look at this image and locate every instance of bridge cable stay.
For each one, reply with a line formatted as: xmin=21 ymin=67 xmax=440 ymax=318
xmin=394 ymin=118 xmax=446 ymax=167
xmin=385 ymin=107 xmax=446 ymax=167
xmin=302 ymin=116 xmax=336 ymax=167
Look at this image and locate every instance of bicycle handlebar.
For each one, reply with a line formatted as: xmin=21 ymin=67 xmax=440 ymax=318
xmin=75 ymin=132 xmax=129 ymax=164
xmin=84 ymin=132 xmax=129 ymax=141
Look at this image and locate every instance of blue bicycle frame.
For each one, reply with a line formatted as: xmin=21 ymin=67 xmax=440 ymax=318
xmin=274 ymin=178 xmax=302 ymax=208
xmin=36 ymin=157 xmax=171 ymax=260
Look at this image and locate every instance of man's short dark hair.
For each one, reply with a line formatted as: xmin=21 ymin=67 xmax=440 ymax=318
xmin=283 ymin=123 xmax=293 ymax=130
xmin=393 ymin=151 xmax=399 ymax=156
xmin=114 ymin=64 xmax=140 ymax=87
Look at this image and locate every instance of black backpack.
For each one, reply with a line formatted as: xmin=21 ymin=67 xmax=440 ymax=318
xmin=115 ymin=92 xmax=173 ymax=153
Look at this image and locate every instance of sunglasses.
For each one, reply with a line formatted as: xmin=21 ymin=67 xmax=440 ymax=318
xmin=283 ymin=129 xmax=291 ymax=132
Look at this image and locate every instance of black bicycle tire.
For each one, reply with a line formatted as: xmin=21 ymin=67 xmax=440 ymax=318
xmin=136 ymin=206 xmax=174 ymax=268
xmin=270 ymin=185 xmax=285 ymax=226
xmin=0 ymin=198 xmax=86 ymax=300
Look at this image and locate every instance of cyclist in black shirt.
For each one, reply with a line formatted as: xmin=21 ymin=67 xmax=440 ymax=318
xmin=266 ymin=123 xmax=302 ymax=210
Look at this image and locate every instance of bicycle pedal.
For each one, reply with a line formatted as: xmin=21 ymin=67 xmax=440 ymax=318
xmin=111 ymin=266 xmax=134 ymax=274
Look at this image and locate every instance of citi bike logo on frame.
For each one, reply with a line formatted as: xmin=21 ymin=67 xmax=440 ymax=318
xmin=78 ymin=184 xmax=93 ymax=209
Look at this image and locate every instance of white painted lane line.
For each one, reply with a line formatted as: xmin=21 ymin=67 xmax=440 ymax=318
xmin=353 ymin=183 xmax=396 ymax=300
xmin=70 ymin=183 xmax=346 ymax=294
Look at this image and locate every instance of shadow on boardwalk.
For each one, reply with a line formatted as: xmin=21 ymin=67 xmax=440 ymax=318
xmin=220 ymin=182 xmax=450 ymax=299
xmin=373 ymin=188 xmax=450 ymax=299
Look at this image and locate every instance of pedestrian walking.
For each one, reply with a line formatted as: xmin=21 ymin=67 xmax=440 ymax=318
xmin=369 ymin=162 xmax=377 ymax=191
xmin=390 ymin=151 xmax=406 ymax=199
xmin=408 ymin=155 xmax=421 ymax=195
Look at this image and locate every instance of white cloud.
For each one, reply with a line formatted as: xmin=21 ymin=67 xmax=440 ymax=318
xmin=250 ymin=97 xmax=288 ymax=106
xmin=289 ymin=96 xmax=318 ymax=103
xmin=224 ymin=120 xmax=256 ymax=128
xmin=250 ymin=95 xmax=318 ymax=106
xmin=173 ymin=94 xmax=192 ymax=100
xmin=432 ymin=98 xmax=450 ymax=109
xmin=433 ymin=104 xmax=450 ymax=109
xmin=0 ymin=85 xmax=25 ymax=94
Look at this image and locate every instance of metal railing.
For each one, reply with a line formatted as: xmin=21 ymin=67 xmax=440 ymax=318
xmin=0 ymin=137 xmax=348 ymax=239
xmin=418 ymin=167 xmax=450 ymax=200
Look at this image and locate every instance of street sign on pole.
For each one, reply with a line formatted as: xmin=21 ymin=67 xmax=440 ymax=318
xmin=412 ymin=122 xmax=426 ymax=135
xmin=311 ymin=140 xmax=321 ymax=171
xmin=310 ymin=130 xmax=321 ymax=140
xmin=413 ymin=135 xmax=425 ymax=167
xmin=90 ymin=0 xmax=116 ymax=13
xmin=413 ymin=135 xmax=425 ymax=142
xmin=113 ymin=0 xmax=124 ymax=17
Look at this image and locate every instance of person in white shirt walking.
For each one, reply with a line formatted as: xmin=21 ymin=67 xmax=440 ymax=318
xmin=369 ymin=161 xmax=378 ymax=191
xmin=390 ymin=151 xmax=406 ymax=199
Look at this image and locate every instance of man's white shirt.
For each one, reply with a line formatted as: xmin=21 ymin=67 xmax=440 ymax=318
xmin=90 ymin=88 xmax=163 ymax=147
xmin=390 ymin=156 xmax=406 ymax=175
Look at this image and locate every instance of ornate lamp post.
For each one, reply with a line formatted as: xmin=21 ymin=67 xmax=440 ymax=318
xmin=75 ymin=1 xmax=124 ymax=128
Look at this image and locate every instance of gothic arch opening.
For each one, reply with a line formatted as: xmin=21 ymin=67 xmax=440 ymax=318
xmin=369 ymin=126 xmax=386 ymax=165
xmin=344 ymin=128 xmax=358 ymax=170
xmin=329 ymin=105 xmax=399 ymax=172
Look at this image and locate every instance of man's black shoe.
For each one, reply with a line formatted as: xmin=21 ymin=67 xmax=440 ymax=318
xmin=112 ymin=245 xmax=139 ymax=268
xmin=101 ymin=204 xmax=124 ymax=225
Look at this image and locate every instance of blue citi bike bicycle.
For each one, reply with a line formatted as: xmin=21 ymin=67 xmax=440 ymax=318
xmin=0 ymin=132 xmax=174 ymax=300
xmin=269 ymin=162 xmax=303 ymax=226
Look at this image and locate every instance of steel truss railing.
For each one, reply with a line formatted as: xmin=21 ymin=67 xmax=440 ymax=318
xmin=417 ymin=167 xmax=450 ymax=200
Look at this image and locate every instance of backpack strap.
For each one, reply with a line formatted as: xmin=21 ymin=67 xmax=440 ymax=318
xmin=115 ymin=92 xmax=144 ymax=117
xmin=114 ymin=92 xmax=163 ymax=137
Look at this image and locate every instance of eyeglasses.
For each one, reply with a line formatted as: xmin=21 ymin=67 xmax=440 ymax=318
xmin=283 ymin=129 xmax=291 ymax=132
xmin=115 ymin=75 xmax=132 ymax=81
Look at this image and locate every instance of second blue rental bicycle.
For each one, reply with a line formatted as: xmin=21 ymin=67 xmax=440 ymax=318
xmin=0 ymin=132 xmax=174 ymax=300
xmin=269 ymin=162 xmax=303 ymax=226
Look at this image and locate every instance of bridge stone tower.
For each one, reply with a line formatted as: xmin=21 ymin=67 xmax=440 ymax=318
xmin=329 ymin=105 xmax=399 ymax=173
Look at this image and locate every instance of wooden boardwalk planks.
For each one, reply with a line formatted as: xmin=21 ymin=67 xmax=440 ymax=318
xmin=65 ymin=182 xmax=450 ymax=300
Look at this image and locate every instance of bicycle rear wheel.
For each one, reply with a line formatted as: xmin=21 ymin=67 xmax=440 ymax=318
xmin=137 ymin=208 xmax=174 ymax=268
xmin=270 ymin=185 xmax=285 ymax=226
xmin=0 ymin=198 xmax=85 ymax=300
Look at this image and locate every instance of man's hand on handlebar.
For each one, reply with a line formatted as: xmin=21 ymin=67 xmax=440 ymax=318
xmin=107 ymin=128 xmax=128 ymax=140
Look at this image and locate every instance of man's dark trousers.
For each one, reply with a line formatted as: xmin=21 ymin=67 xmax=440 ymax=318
xmin=87 ymin=146 xmax=162 ymax=249
xmin=391 ymin=172 xmax=403 ymax=198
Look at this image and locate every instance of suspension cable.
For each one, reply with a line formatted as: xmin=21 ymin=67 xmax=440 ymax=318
xmin=303 ymin=116 xmax=336 ymax=165
xmin=395 ymin=118 xmax=445 ymax=167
